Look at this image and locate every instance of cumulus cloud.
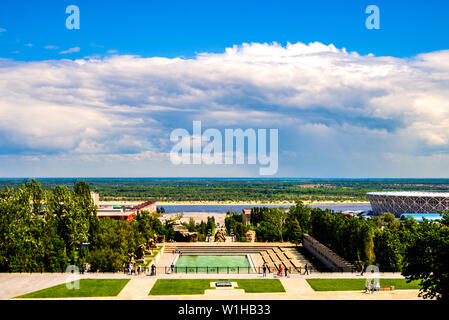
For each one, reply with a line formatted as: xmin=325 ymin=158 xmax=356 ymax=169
xmin=1 ymin=41 xmax=449 ymax=176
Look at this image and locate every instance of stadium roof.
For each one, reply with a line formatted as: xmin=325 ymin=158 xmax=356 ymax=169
xmin=367 ymin=191 xmax=449 ymax=197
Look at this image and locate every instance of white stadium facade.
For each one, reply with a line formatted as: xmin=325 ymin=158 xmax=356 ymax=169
xmin=367 ymin=191 xmax=449 ymax=217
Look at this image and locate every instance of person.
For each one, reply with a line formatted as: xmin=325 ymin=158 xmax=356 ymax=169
xmin=151 ymin=264 xmax=156 ymax=276
xmin=375 ymin=281 xmax=380 ymax=292
xmin=370 ymin=279 xmax=375 ymax=294
xmin=279 ymin=265 xmax=283 ymax=277
xmin=128 ymin=263 xmax=132 ymax=275
xmin=262 ymin=264 xmax=266 ymax=277
xmin=171 ymin=262 xmax=174 ymax=272
xmin=360 ymin=264 xmax=365 ymax=276
xmin=304 ymin=264 xmax=309 ymax=275
xmin=364 ymin=281 xmax=370 ymax=293
xmin=285 ymin=267 xmax=288 ymax=277
xmin=138 ymin=264 xmax=142 ymax=275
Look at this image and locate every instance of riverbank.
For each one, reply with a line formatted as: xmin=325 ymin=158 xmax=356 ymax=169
xmin=99 ymin=200 xmax=370 ymax=206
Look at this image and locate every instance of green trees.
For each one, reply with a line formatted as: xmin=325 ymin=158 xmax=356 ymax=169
xmin=0 ymin=180 xmax=174 ymax=273
xmin=0 ymin=180 xmax=95 ymax=272
xmin=225 ymin=213 xmax=249 ymax=241
xmin=288 ymin=201 xmax=312 ymax=234
xmin=401 ymin=214 xmax=449 ymax=301
xmin=181 ymin=216 xmax=216 ymax=241
xmin=288 ymin=219 xmax=302 ymax=246
xmin=373 ymin=228 xmax=404 ymax=272
xmin=206 ymin=216 xmax=216 ymax=237
xmin=133 ymin=210 xmax=162 ymax=244
xmin=265 ymin=207 xmax=287 ymax=242
xmin=309 ymin=209 xmax=375 ymax=265
xmin=87 ymin=218 xmax=136 ymax=272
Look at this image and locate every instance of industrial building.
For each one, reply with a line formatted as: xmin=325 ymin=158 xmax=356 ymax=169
xmin=96 ymin=200 xmax=157 ymax=222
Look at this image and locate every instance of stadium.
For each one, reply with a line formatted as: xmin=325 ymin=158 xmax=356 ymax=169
xmin=367 ymin=191 xmax=449 ymax=217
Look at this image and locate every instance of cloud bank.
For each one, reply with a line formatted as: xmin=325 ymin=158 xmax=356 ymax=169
xmin=1 ymin=41 xmax=449 ymax=177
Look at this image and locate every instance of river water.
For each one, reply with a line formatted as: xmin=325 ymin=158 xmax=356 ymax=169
xmin=157 ymin=204 xmax=371 ymax=214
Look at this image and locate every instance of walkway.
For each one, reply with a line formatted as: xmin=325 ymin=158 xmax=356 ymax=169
xmin=2 ymin=272 xmax=423 ymax=300
xmin=118 ymin=278 xmax=157 ymax=299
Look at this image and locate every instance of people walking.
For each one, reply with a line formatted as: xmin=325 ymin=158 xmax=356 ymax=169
xmin=262 ymin=264 xmax=267 ymax=277
xmin=279 ymin=265 xmax=283 ymax=277
xmin=151 ymin=264 xmax=156 ymax=276
xmin=304 ymin=263 xmax=309 ymax=275
xmin=361 ymin=263 xmax=365 ymax=276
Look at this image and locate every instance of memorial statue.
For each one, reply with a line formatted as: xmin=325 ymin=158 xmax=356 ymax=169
xmin=128 ymin=252 xmax=136 ymax=264
xmin=135 ymin=243 xmax=146 ymax=260
xmin=214 ymin=228 xmax=226 ymax=242
xmin=245 ymin=230 xmax=256 ymax=242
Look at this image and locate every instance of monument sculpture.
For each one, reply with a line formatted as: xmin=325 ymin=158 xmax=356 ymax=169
xmin=214 ymin=228 xmax=226 ymax=242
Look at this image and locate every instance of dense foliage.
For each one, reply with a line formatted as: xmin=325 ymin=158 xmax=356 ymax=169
xmin=0 ymin=180 xmax=174 ymax=273
xmin=183 ymin=216 xmax=216 ymax=241
xmin=402 ymin=217 xmax=449 ymax=301
xmin=225 ymin=212 xmax=250 ymax=242
xmin=0 ymin=180 xmax=96 ymax=272
xmin=3 ymin=178 xmax=449 ymax=202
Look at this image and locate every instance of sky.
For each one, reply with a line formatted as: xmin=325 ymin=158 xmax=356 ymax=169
xmin=0 ymin=0 xmax=449 ymax=177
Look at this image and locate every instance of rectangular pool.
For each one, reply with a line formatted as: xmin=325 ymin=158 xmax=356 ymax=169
xmin=174 ymin=255 xmax=253 ymax=273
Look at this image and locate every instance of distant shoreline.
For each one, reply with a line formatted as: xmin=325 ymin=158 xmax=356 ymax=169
xmin=99 ymin=200 xmax=370 ymax=206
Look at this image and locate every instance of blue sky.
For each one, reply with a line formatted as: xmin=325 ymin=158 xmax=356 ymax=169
xmin=1 ymin=0 xmax=449 ymax=178
xmin=1 ymin=0 xmax=448 ymax=60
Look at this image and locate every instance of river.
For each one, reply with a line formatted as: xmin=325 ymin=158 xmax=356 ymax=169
xmin=157 ymin=204 xmax=372 ymax=213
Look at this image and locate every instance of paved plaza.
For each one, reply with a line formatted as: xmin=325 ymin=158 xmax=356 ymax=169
xmin=0 ymin=272 xmax=423 ymax=300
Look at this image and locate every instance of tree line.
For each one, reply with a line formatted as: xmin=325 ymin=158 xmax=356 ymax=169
xmin=247 ymin=202 xmax=449 ymax=300
xmin=0 ymin=180 xmax=175 ymax=273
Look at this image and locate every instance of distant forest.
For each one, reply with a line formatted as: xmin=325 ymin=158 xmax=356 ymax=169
xmin=2 ymin=178 xmax=449 ymax=202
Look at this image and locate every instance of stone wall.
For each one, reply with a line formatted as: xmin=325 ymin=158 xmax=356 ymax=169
xmin=302 ymin=234 xmax=354 ymax=272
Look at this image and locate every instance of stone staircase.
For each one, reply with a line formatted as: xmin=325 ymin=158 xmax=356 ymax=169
xmin=164 ymin=243 xmax=308 ymax=274
xmin=164 ymin=244 xmax=279 ymax=255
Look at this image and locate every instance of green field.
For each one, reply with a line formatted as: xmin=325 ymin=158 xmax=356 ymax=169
xmin=149 ymin=279 xmax=285 ymax=295
xmin=306 ymin=278 xmax=421 ymax=291
xmin=17 ymin=279 xmax=130 ymax=298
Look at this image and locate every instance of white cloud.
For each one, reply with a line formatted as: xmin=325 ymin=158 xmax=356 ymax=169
xmin=1 ymin=41 xmax=449 ymax=176
xmin=0 ymin=28 xmax=6 ymax=33
xmin=60 ymin=47 xmax=80 ymax=54
xmin=44 ymin=45 xmax=59 ymax=50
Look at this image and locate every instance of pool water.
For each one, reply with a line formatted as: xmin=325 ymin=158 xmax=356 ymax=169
xmin=174 ymin=255 xmax=252 ymax=273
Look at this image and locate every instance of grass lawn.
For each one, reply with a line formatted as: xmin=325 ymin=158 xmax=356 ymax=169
xmin=306 ymin=278 xmax=421 ymax=291
xmin=234 ymin=279 xmax=285 ymax=293
xmin=149 ymin=279 xmax=285 ymax=295
xmin=149 ymin=279 xmax=214 ymax=295
xmin=17 ymin=279 xmax=130 ymax=299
